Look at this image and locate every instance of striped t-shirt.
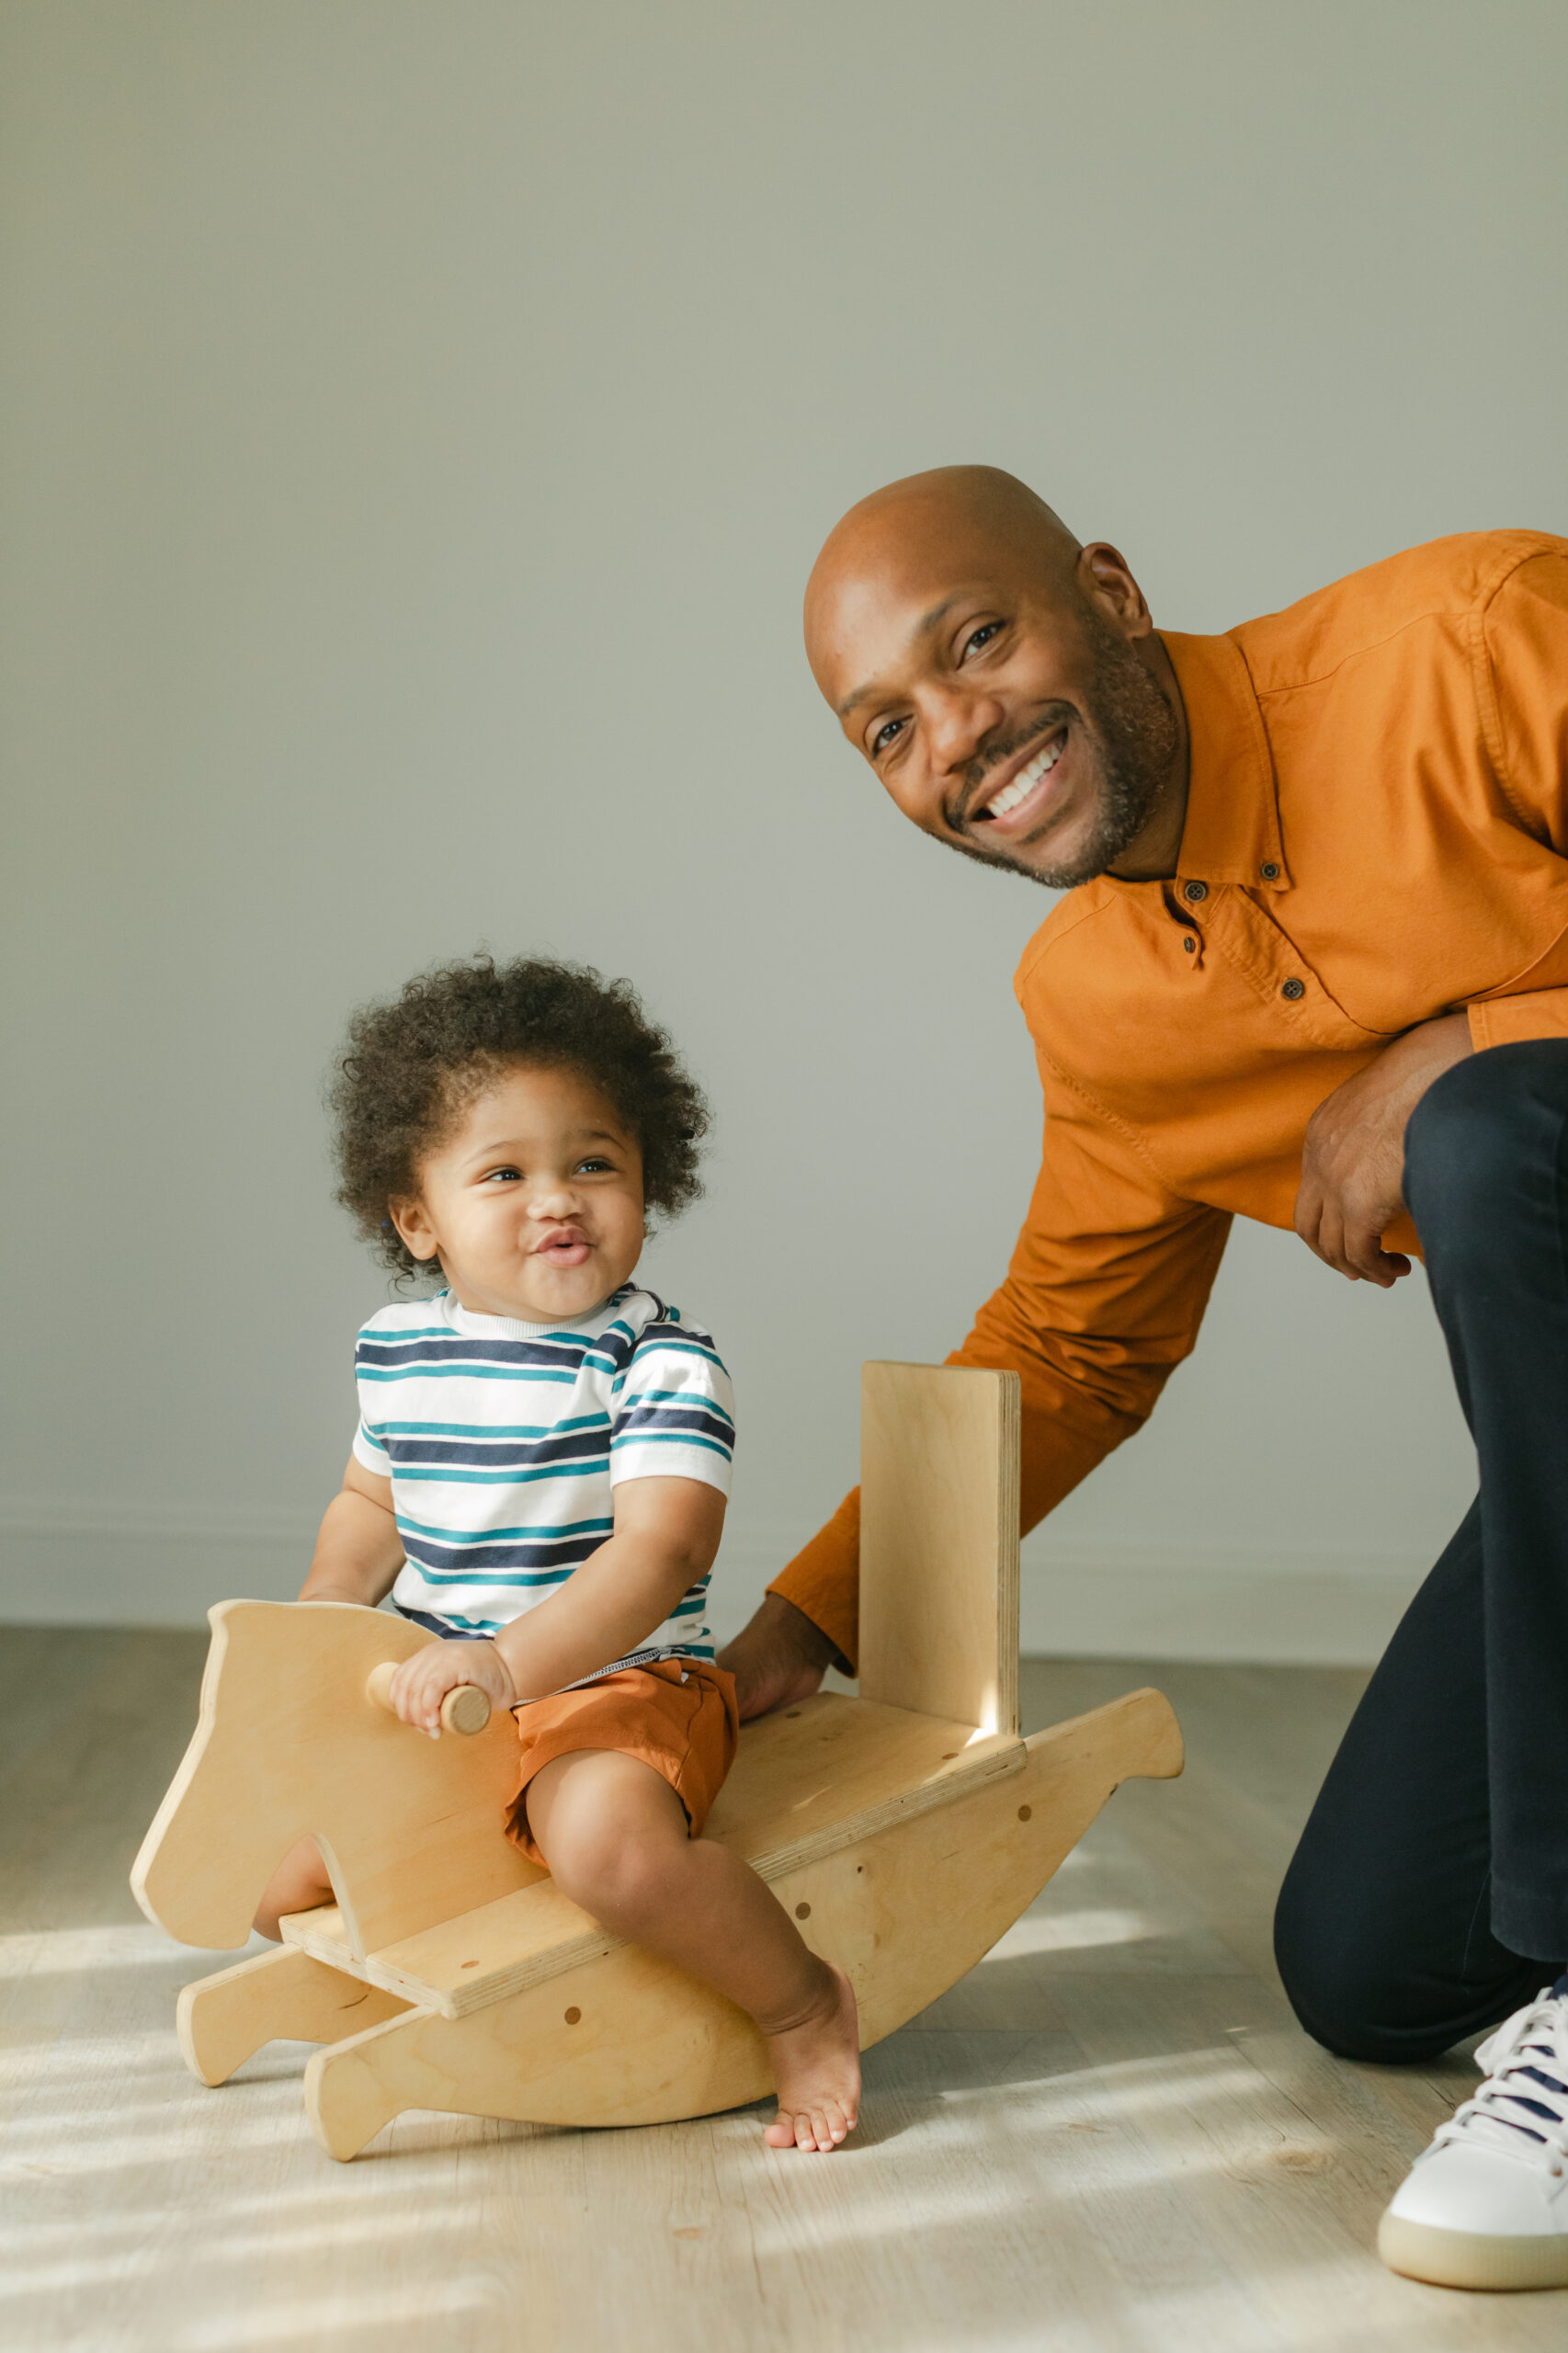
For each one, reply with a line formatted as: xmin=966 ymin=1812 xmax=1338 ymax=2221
xmin=351 ymin=1284 xmax=734 ymax=1663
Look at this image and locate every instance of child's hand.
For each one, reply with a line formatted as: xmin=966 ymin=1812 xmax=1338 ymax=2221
xmin=388 ymin=1640 xmax=518 ymax=1738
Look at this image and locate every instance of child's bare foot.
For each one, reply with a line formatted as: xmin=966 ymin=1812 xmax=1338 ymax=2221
xmin=763 ymin=1961 xmax=860 ymax=2153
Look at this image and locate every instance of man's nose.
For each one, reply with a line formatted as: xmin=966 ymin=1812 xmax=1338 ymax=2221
xmin=923 ymin=687 xmax=1004 ymax=779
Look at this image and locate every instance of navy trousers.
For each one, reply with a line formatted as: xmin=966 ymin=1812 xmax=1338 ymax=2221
xmin=1274 ymin=1040 xmax=1568 ymax=2063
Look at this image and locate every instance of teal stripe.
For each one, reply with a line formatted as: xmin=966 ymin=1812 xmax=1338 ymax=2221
xmin=358 ymin=1324 xmax=453 ymax=1345
xmin=367 ymin=1415 xmax=608 ymax=1438
xmin=405 ymin=1566 xmax=574 ymax=1589
xmin=630 ymin=1388 xmax=734 ymax=1425
xmin=394 ymin=1513 xmax=613 ymax=1543
xmin=394 ymin=1458 xmax=608 ymax=1484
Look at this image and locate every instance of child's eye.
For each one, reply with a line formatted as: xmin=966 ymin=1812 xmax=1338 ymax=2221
xmin=575 ymin=1157 xmax=615 ymax=1175
xmin=483 ymin=1166 xmax=522 ymax=1184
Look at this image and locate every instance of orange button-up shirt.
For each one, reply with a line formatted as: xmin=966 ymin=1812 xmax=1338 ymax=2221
xmin=772 ymin=531 xmax=1568 ymax=1667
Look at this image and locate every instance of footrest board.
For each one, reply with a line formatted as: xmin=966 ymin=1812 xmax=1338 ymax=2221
xmin=280 ymin=1691 xmax=1024 ymax=2018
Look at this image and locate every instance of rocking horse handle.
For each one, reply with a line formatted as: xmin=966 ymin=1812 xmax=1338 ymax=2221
xmin=364 ymin=1661 xmax=492 ymax=1736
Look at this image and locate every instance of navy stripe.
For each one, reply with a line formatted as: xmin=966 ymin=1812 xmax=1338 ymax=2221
xmin=378 ymin=1428 xmax=609 ymax=1470
xmin=403 ymin=1559 xmax=582 ymax=1588
xmin=399 ymin=1533 xmax=604 ymax=1576
xmin=396 ymin=1512 xmax=613 ymax=1544
xmin=358 ymin=1336 xmax=597 ymax=1368
xmin=612 ymin=1404 xmax=735 ymax=1445
xmin=359 ymin=1364 xmax=580 ymax=1385
xmin=393 ymin=1603 xmax=503 ymax=1638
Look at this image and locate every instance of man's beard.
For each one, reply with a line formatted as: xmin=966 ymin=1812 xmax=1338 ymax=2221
xmin=945 ymin=609 xmax=1180 ymax=891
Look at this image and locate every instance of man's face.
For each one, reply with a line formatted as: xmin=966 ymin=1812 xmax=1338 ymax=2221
xmin=810 ymin=531 xmax=1180 ymax=890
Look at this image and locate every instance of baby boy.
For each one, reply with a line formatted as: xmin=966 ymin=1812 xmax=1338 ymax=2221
xmin=254 ymin=953 xmax=859 ymax=2152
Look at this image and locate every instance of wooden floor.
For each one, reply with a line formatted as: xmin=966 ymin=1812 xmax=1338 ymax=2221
xmin=4 ymin=1631 xmax=1566 ymax=2352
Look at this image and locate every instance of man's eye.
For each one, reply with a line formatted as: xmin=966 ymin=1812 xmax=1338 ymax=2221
xmin=871 ymin=717 xmax=907 ymax=756
xmin=961 ymin=621 xmax=1003 ymax=660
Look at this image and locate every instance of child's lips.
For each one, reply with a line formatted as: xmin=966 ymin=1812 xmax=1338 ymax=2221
xmin=537 ymin=1234 xmax=591 ymax=1267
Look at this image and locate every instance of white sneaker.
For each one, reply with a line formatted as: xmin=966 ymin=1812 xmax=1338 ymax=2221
xmin=1379 ymin=1981 xmax=1568 ymax=2290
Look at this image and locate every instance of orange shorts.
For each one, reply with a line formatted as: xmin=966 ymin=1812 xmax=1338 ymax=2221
xmin=505 ymin=1656 xmax=739 ymax=1866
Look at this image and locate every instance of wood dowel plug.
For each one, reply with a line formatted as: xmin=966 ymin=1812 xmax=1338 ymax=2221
xmin=364 ymin=1662 xmax=492 ymax=1736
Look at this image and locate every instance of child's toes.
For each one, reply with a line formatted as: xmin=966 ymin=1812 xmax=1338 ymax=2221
xmin=764 ymin=2112 xmax=799 ymax=2148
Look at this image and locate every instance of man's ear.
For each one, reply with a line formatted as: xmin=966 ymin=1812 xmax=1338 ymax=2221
xmin=1078 ymin=542 xmax=1153 ymax=641
xmin=389 ymin=1196 xmax=440 ymax=1267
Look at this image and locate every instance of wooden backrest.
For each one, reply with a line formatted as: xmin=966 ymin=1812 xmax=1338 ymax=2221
xmin=857 ymin=1362 xmax=1020 ymax=1736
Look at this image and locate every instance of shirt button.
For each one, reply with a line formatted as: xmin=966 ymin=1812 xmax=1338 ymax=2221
xmin=1260 ymin=861 xmax=1280 ymax=881
xmin=1281 ymin=977 xmax=1306 ymax=1001
xmin=1183 ymin=880 xmax=1209 ymax=903
xmin=1182 ymin=937 xmax=1197 ymax=954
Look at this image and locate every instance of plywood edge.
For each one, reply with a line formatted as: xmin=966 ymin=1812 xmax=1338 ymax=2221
xmin=278 ymin=1903 xmax=368 ymax=1975
xmin=1027 ymin=1685 xmax=1184 ymax=1783
xmin=376 ymin=1915 xmax=621 ymax=2018
xmin=744 ymin=1727 xmax=1024 ymax=1886
xmin=994 ymin=1371 xmax=1021 ymax=1739
xmin=129 ymin=1599 xmax=235 ymax=1932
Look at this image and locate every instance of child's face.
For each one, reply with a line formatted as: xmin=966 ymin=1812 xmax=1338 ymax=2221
xmin=390 ymin=1063 xmax=646 ymax=1324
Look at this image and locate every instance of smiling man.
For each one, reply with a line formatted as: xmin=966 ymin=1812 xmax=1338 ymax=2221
xmin=718 ymin=466 xmax=1568 ymax=2289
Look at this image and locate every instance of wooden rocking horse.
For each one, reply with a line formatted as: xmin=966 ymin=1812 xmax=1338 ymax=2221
xmin=132 ymin=1362 xmax=1184 ymax=2160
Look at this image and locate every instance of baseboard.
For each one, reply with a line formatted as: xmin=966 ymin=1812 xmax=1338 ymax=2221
xmin=0 ymin=1502 xmax=314 ymax=1628
xmin=0 ymin=1503 xmax=1426 ymax=1665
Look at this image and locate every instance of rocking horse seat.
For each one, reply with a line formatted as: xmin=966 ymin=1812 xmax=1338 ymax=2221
xmin=278 ymin=1692 xmax=1026 ymax=2018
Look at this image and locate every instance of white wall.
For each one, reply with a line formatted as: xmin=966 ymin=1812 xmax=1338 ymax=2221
xmin=3 ymin=2 xmax=1563 ymax=1659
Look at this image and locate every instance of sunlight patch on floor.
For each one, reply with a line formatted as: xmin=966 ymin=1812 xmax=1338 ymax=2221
xmin=170 ymin=2283 xmax=496 ymax=2349
xmin=0 ymin=1923 xmax=209 ymax=1977
xmin=982 ymin=1905 xmax=1153 ymax=1960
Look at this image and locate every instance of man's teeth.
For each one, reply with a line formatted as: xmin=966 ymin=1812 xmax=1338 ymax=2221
xmin=985 ymin=735 xmax=1063 ymax=818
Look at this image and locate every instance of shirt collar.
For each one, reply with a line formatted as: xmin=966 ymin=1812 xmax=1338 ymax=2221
xmin=1159 ymin=631 xmax=1289 ymax=892
xmin=440 ymin=1283 xmax=631 ymax=1342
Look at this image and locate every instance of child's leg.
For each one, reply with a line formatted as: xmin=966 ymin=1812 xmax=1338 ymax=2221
xmin=526 ymin=1748 xmax=860 ymax=2153
xmin=253 ymin=1835 xmax=335 ymax=1941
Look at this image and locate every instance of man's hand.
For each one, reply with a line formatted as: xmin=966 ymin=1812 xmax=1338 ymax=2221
xmin=389 ymin=1638 xmax=517 ymax=1739
xmin=718 ymin=1592 xmax=843 ymax=1722
xmin=1294 ymin=1013 xmax=1472 ymax=1284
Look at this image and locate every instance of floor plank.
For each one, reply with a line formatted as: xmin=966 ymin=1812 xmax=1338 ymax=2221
xmin=2 ymin=1628 xmax=1564 ymax=2351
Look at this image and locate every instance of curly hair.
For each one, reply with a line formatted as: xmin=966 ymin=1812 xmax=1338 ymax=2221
xmin=330 ymin=954 xmax=709 ymax=1283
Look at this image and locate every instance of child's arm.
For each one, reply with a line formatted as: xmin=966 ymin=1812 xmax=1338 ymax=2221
xmin=297 ymin=1458 xmax=406 ymax=1608
xmin=387 ymin=1476 xmax=725 ymax=1735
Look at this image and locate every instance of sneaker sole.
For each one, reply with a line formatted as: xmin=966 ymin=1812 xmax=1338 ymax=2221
xmin=1379 ymin=2211 xmax=1568 ymax=2291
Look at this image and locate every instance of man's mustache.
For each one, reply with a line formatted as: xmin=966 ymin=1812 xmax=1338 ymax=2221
xmin=948 ymin=706 xmax=1078 ymax=833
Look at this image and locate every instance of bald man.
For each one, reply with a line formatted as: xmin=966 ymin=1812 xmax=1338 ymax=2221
xmin=717 ymin=470 xmax=1568 ymax=2288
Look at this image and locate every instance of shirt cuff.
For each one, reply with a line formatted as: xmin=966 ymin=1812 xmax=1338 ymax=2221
xmin=608 ymin=1441 xmax=732 ymax=1494
xmin=351 ymin=1425 xmax=392 ymax=1477
xmin=1468 ymin=989 xmax=1568 ymax=1050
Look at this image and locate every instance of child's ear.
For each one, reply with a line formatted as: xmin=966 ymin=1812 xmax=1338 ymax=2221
xmin=389 ymin=1196 xmax=439 ymax=1265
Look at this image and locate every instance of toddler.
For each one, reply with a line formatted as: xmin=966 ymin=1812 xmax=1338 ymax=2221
xmin=254 ymin=953 xmax=859 ymax=2153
